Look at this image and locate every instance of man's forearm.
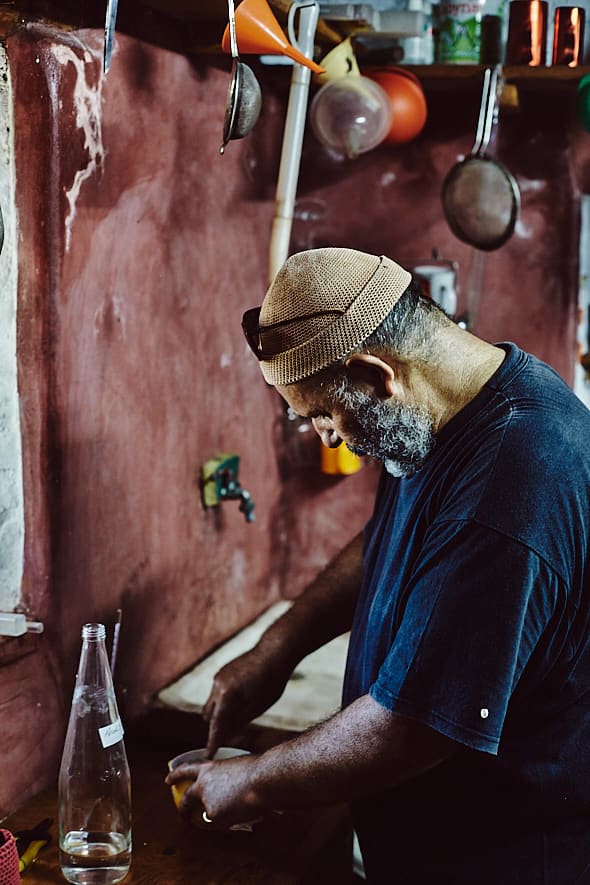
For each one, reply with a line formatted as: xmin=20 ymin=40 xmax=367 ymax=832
xmin=256 ymin=530 xmax=364 ymax=670
xmin=250 ymin=694 xmax=456 ymax=810
xmin=183 ymin=695 xmax=458 ymax=824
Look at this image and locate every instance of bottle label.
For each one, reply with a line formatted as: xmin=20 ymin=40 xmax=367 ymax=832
xmin=99 ymin=717 xmax=125 ymax=748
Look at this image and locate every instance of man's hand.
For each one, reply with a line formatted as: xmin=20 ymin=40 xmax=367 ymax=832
xmin=202 ymin=646 xmax=293 ymax=757
xmin=165 ymin=753 xmax=265 ymax=828
xmin=168 ymin=694 xmax=456 ymax=827
xmin=202 ymin=532 xmax=364 ymax=757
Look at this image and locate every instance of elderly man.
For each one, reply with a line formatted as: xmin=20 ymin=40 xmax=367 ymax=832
xmin=167 ymin=248 xmax=590 ymax=884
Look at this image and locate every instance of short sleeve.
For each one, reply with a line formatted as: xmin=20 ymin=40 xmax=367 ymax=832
xmin=369 ymin=518 xmax=560 ymax=754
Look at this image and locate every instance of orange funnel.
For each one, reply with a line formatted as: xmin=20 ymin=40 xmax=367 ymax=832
xmin=222 ymin=0 xmax=325 ymax=75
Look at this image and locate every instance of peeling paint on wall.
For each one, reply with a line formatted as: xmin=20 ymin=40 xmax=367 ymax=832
xmin=51 ymin=43 xmax=105 ymax=253
xmin=0 ymin=45 xmax=24 ymax=611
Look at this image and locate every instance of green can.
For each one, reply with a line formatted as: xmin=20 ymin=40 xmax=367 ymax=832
xmin=434 ymin=1 xmax=485 ymax=63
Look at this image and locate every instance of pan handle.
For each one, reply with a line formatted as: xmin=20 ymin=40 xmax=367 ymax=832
xmin=479 ymin=65 xmax=501 ymax=155
xmin=470 ymin=67 xmax=491 ymax=155
xmin=471 ymin=65 xmax=502 ymax=156
xmin=227 ymin=0 xmax=238 ymax=59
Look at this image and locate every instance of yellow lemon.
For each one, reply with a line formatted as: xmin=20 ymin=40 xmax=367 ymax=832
xmin=170 ymin=779 xmax=191 ymax=808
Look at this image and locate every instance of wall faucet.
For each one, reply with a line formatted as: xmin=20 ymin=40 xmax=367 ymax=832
xmin=201 ymin=454 xmax=255 ymax=523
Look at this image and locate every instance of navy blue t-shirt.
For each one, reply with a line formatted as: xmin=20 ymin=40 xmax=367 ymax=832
xmin=343 ymin=343 xmax=590 ymax=884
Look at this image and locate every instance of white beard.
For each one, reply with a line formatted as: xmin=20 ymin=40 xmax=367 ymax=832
xmin=334 ymin=386 xmax=436 ymax=478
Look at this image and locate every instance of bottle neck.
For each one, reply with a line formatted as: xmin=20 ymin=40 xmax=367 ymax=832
xmin=77 ymin=623 xmax=113 ymax=689
xmin=82 ymin=623 xmax=107 ymax=642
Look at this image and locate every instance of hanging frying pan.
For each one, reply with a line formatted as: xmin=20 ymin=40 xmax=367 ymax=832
xmin=220 ymin=0 xmax=263 ymax=154
xmin=441 ymin=66 xmax=520 ymax=251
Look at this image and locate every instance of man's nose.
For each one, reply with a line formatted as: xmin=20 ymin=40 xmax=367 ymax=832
xmin=311 ymin=417 xmax=341 ymax=448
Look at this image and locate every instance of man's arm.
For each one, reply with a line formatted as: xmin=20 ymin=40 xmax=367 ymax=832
xmin=203 ymin=531 xmax=364 ymax=754
xmin=254 ymin=529 xmax=364 ymax=666
xmin=168 ymin=693 xmax=457 ymax=825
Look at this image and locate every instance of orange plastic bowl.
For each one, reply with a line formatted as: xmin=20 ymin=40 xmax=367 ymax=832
xmin=365 ymin=67 xmax=427 ymax=145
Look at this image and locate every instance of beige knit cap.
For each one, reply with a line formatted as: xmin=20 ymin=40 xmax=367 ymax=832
xmin=244 ymin=248 xmax=411 ymax=386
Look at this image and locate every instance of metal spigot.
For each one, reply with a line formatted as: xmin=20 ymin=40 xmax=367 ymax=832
xmin=201 ymin=454 xmax=256 ymax=523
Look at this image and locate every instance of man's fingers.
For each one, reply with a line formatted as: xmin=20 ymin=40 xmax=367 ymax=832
xmin=206 ymin=710 xmax=224 ymax=758
xmin=179 ymin=785 xmax=203 ymax=820
xmin=165 ymin=762 xmax=201 ymax=785
xmin=202 ymin=690 xmax=216 ymax=723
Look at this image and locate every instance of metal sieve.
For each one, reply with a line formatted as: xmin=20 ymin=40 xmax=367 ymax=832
xmin=220 ymin=0 xmax=262 ymax=155
xmin=441 ymin=66 xmax=520 ymax=251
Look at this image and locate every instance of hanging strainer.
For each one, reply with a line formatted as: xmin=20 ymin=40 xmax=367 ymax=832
xmin=220 ymin=0 xmax=262 ymax=155
xmin=441 ymin=66 xmax=520 ymax=251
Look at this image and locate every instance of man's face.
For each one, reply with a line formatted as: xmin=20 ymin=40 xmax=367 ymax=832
xmin=278 ymin=379 xmax=436 ymax=478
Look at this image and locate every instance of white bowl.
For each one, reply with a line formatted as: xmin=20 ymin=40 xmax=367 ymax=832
xmin=168 ymin=747 xmax=254 ymax=830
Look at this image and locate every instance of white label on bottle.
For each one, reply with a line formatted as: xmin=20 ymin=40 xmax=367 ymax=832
xmin=99 ymin=717 xmax=124 ymax=748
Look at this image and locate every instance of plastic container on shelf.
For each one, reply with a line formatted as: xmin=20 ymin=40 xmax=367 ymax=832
xmin=482 ymin=0 xmax=510 ymax=57
xmin=321 ymin=442 xmax=362 ymax=475
xmin=433 ymin=0 xmax=486 ymax=61
xmin=398 ymin=0 xmax=435 ymax=60
xmin=310 ymin=76 xmax=393 ymax=157
xmin=319 ymin=1 xmax=428 ymax=34
xmin=365 ymin=66 xmax=428 ymax=143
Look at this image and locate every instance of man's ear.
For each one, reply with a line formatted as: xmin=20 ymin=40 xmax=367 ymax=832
xmin=344 ymin=353 xmax=400 ymax=399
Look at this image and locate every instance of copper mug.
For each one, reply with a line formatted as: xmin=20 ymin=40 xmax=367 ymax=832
xmin=552 ymin=6 xmax=585 ymax=65
xmin=506 ymin=0 xmax=548 ymax=65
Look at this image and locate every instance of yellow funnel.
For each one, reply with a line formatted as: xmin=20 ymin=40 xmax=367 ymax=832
xmin=316 ymin=37 xmax=361 ymax=84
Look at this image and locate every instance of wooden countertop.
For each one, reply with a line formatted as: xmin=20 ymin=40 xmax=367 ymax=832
xmin=2 ymin=712 xmax=353 ymax=884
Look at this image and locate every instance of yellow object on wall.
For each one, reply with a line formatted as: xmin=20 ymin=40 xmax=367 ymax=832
xmin=321 ymin=442 xmax=362 ymax=475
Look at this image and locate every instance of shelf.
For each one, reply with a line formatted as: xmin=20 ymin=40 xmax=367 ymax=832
xmin=407 ymin=64 xmax=590 ymax=88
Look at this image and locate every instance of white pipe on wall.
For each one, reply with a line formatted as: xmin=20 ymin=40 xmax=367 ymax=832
xmin=0 ymin=45 xmax=24 ymax=615
xmin=268 ymin=2 xmax=320 ymax=284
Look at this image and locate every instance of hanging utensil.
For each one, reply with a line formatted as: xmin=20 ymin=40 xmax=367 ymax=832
xmin=103 ymin=0 xmax=119 ymax=74
xmin=110 ymin=608 xmax=122 ymax=676
xmin=269 ymin=2 xmax=320 ymax=280
xmin=220 ymin=0 xmax=262 ymax=155
xmin=441 ymin=65 xmax=520 ymax=251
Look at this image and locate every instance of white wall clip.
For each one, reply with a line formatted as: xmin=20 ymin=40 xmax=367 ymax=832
xmin=0 ymin=612 xmax=44 ymax=637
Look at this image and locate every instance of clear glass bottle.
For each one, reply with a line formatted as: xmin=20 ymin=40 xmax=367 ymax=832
xmin=58 ymin=623 xmax=132 ymax=885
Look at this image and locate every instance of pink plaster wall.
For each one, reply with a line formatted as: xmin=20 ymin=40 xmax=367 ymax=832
xmin=1 ymin=21 xmax=587 ymax=815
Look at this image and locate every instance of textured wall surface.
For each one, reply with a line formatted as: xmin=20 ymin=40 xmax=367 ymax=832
xmin=0 ymin=45 xmax=24 ymax=614
xmin=0 ymin=20 xmax=587 ymax=815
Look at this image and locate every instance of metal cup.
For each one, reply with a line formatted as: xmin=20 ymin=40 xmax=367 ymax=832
xmin=552 ymin=6 xmax=585 ymax=65
xmin=505 ymin=0 xmax=548 ymax=65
